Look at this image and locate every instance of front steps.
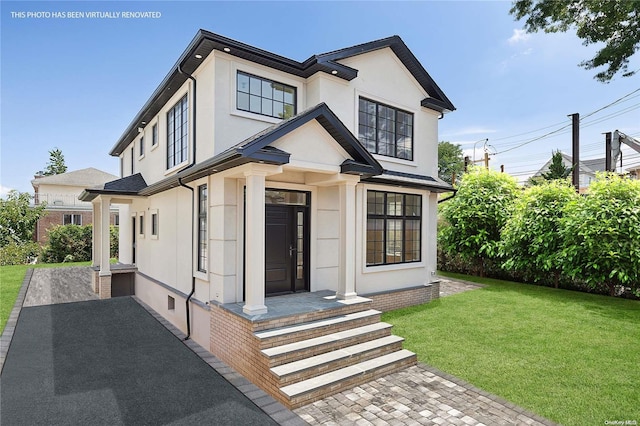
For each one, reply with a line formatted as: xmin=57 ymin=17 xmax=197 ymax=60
xmin=254 ymin=299 xmax=416 ymax=408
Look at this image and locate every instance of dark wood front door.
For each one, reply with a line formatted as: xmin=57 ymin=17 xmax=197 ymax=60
xmin=265 ymin=204 xmax=309 ymax=295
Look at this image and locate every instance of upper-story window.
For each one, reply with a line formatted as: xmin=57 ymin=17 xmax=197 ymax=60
xmin=151 ymin=123 xmax=158 ymax=147
xmin=167 ymin=94 xmax=189 ymax=169
xmin=139 ymin=136 xmax=144 ymax=157
xmin=358 ymin=97 xmax=413 ymax=161
xmin=236 ymin=71 xmax=296 ymax=120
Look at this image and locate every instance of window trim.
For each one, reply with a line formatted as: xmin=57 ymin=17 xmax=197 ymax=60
xmin=138 ymin=212 xmax=145 ymax=238
xmin=358 ymin=96 xmax=414 ymax=161
xmin=365 ymin=190 xmax=422 ymax=267
xmin=150 ymin=209 xmax=159 ymax=239
xmin=166 ymin=93 xmax=189 ymax=171
xmin=151 ymin=123 xmax=158 ymax=147
xmin=63 ymin=213 xmax=82 ymax=226
xmin=139 ymin=136 xmax=145 ymax=159
xmin=236 ymin=70 xmax=297 ymax=120
xmin=197 ymin=184 xmax=207 ymax=273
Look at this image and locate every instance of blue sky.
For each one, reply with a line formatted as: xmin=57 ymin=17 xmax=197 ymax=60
xmin=2 ymin=1 xmax=639 ymax=194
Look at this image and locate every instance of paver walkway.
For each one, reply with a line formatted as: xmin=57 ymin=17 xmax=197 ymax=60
xmin=23 ymin=266 xmax=97 ymax=306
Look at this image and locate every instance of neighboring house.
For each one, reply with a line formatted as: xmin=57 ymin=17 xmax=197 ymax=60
xmin=80 ymin=30 xmax=455 ymax=407
xmin=627 ymin=165 xmax=640 ymax=179
xmin=31 ymin=167 xmax=119 ymax=243
xmin=533 ymin=152 xmax=605 ymax=192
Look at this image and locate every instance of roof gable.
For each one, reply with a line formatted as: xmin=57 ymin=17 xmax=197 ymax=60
xmin=32 ymin=167 xmax=119 ymax=188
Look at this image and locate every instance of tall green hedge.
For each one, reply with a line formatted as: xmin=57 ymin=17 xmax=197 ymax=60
xmin=42 ymin=224 xmax=119 ymax=264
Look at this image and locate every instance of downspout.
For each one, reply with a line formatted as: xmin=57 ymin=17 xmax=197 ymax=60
xmin=178 ymin=64 xmax=197 ymax=340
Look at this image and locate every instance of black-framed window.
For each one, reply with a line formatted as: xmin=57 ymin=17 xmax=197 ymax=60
xmin=236 ymin=71 xmax=296 ymax=119
xmin=151 ymin=212 xmax=158 ymax=236
xmin=151 ymin=123 xmax=158 ymax=146
xmin=167 ymin=94 xmax=189 ymax=169
xmin=130 ymin=147 xmax=134 ymax=175
xmin=366 ymin=191 xmax=421 ymax=266
xmin=139 ymin=136 xmax=144 ymax=157
xmin=198 ymin=184 xmax=207 ymax=273
xmin=139 ymin=215 xmax=144 ymax=236
xmin=63 ymin=214 xmax=82 ymax=225
xmin=358 ymin=97 xmax=414 ymax=160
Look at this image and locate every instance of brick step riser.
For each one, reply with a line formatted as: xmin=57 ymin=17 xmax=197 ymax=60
xmin=284 ymin=354 xmax=417 ymax=409
xmin=274 ymin=340 xmax=405 ymax=387
xmin=258 ymin=314 xmax=382 ymax=349
xmin=265 ymin=327 xmax=392 ymax=368
xmin=251 ymin=301 xmax=373 ymax=333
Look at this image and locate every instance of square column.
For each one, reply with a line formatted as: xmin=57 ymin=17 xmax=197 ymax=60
xmin=337 ymin=180 xmax=358 ymax=300
xmin=92 ymin=201 xmax=101 ymax=267
xmin=99 ymin=196 xmax=112 ymax=299
xmin=243 ymin=170 xmax=268 ymax=315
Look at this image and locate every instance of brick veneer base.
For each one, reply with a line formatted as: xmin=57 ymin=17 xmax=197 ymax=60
xmin=364 ymin=282 xmax=440 ymax=313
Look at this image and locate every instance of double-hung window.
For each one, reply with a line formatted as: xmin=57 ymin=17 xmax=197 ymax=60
xmin=63 ymin=214 xmax=82 ymax=225
xmin=236 ymin=71 xmax=296 ymax=119
xmin=358 ymin=98 xmax=413 ymax=160
xmin=197 ymin=184 xmax=207 ymax=272
xmin=366 ymin=191 xmax=421 ymax=266
xmin=167 ymin=94 xmax=189 ymax=169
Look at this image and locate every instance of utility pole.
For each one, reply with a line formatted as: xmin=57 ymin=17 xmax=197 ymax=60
xmin=484 ymin=152 xmax=489 ymax=169
xmin=500 ymin=164 xmax=504 ymax=173
xmin=464 ymin=156 xmax=470 ymax=172
xmin=569 ymin=113 xmax=580 ymax=191
xmin=604 ymin=132 xmax=612 ymax=172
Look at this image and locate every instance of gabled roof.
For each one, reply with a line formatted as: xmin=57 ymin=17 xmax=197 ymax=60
xmin=31 ymin=167 xmax=118 ymax=188
xmin=85 ymin=103 xmax=383 ymax=200
xmin=110 ymin=30 xmax=455 ymax=156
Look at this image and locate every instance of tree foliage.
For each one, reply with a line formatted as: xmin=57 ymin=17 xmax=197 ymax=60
xmin=0 ymin=190 xmax=46 ymax=246
xmin=559 ymin=173 xmax=640 ymax=296
xmin=438 ymin=141 xmax=465 ymax=185
xmin=42 ymin=224 xmax=119 ymax=263
xmin=43 ymin=147 xmax=67 ymax=176
xmin=541 ymin=151 xmax=573 ymax=181
xmin=510 ymin=0 xmax=640 ymax=82
xmin=500 ymin=179 xmax=578 ymax=286
xmin=439 ymin=167 xmax=519 ymax=275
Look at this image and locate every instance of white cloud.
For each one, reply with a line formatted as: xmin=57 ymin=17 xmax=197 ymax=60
xmin=0 ymin=185 xmax=14 ymax=199
xmin=508 ymin=29 xmax=531 ymax=45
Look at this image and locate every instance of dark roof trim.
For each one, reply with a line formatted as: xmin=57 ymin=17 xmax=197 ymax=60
xmin=110 ymin=31 xmax=455 ymax=156
xmin=363 ymin=170 xmax=454 ymax=193
xmin=79 ymin=173 xmax=148 ymax=202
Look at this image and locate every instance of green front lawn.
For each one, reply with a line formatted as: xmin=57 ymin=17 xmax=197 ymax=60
xmin=383 ymin=272 xmax=640 ymax=426
xmin=0 ymin=262 xmax=91 ymax=333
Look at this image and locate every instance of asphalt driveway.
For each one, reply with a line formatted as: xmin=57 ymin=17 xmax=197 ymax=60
xmin=0 ymin=297 xmax=278 ymax=426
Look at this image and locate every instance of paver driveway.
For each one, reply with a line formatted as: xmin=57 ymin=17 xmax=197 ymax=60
xmin=0 ymin=297 xmax=278 ymax=426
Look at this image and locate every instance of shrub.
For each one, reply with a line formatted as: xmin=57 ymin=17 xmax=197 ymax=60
xmin=560 ymin=173 xmax=640 ymax=296
xmin=42 ymin=224 xmax=92 ymax=263
xmin=500 ymin=179 xmax=578 ymax=287
xmin=0 ymin=241 xmax=41 ymax=266
xmin=439 ymin=166 xmax=519 ymax=276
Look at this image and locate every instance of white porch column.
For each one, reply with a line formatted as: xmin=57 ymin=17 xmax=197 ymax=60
xmin=92 ymin=201 xmax=101 ymax=267
xmin=99 ymin=196 xmax=112 ymax=277
xmin=337 ymin=179 xmax=358 ymax=300
xmin=243 ymin=170 xmax=268 ymax=315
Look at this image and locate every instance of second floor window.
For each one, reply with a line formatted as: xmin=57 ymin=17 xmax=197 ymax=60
xmin=151 ymin=123 xmax=158 ymax=147
xmin=139 ymin=136 xmax=144 ymax=157
xmin=167 ymin=94 xmax=188 ymax=169
xmin=237 ymin=71 xmax=296 ymax=119
xmin=358 ymin=97 xmax=413 ymax=161
xmin=63 ymin=214 xmax=82 ymax=225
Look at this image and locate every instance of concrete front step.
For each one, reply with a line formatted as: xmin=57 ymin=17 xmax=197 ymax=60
xmin=261 ymin=322 xmax=393 ymax=367
xmin=271 ymin=335 xmax=405 ymax=386
xmin=280 ymin=349 xmax=417 ymax=409
xmin=255 ymin=309 xmax=382 ymax=349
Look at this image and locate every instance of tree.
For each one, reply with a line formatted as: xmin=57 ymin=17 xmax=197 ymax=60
xmin=510 ymin=0 xmax=640 ymax=82
xmin=559 ymin=173 xmax=640 ymax=296
xmin=541 ymin=150 xmax=573 ymax=181
xmin=438 ymin=141 xmax=465 ymax=185
xmin=439 ymin=166 xmax=519 ymax=276
xmin=43 ymin=147 xmax=67 ymax=176
xmin=500 ymin=179 xmax=578 ymax=287
xmin=0 ymin=190 xmax=46 ymax=246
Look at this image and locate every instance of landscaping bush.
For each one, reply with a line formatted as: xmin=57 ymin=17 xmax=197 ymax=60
xmin=559 ymin=173 xmax=640 ymax=296
xmin=439 ymin=166 xmax=519 ymax=276
xmin=0 ymin=241 xmax=41 ymax=266
xmin=500 ymin=179 xmax=578 ymax=287
xmin=42 ymin=224 xmax=92 ymax=263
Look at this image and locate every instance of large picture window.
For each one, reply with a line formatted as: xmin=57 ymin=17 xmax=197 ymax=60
xmin=167 ymin=94 xmax=189 ymax=169
xmin=236 ymin=71 xmax=296 ymax=119
xmin=198 ymin=184 xmax=207 ymax=273
xmin=358 ymin=98 xmax=413 ymax=161
xmin=366 ymin=191 xmax=421 ymax=266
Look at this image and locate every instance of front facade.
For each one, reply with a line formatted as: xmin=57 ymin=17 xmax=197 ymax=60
xmin=32 ymin=168 xmax=119 ymax=243
xmin=81 ymin=30 xmax=454 ymax=405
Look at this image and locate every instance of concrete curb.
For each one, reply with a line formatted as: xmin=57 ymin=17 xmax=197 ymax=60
xmin=0 ymin=268 xmax=33 ymax=374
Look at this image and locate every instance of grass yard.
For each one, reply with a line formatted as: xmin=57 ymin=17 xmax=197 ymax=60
xmin=0 ymin=262 xmax=90 ymax=333
xmin=383 ymin=272 xmax=640 ymax=426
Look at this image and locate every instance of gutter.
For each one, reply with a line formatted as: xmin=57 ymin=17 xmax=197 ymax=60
xmin=177 ymin=64 xmax=197 ymax=341
xmin=437 ymin=191 xmax=457 ymax=204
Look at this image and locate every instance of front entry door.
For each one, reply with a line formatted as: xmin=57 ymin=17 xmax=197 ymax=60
xmin=265 ymin=201 xmax=309 ymax=295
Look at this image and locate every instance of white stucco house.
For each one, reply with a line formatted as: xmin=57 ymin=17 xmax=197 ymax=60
xmin=81 ymin=30 xmax=455 ymax=407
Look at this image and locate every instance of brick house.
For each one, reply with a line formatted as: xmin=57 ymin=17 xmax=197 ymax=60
xmin=80 ymin=30 xmax=455 ymax=407
xmin=31 ymin=168 xmax=119 ymax=244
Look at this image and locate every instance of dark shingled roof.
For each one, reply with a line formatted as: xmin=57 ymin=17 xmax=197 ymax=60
xmin=79 ymin=173 xmax=148 ymax=202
